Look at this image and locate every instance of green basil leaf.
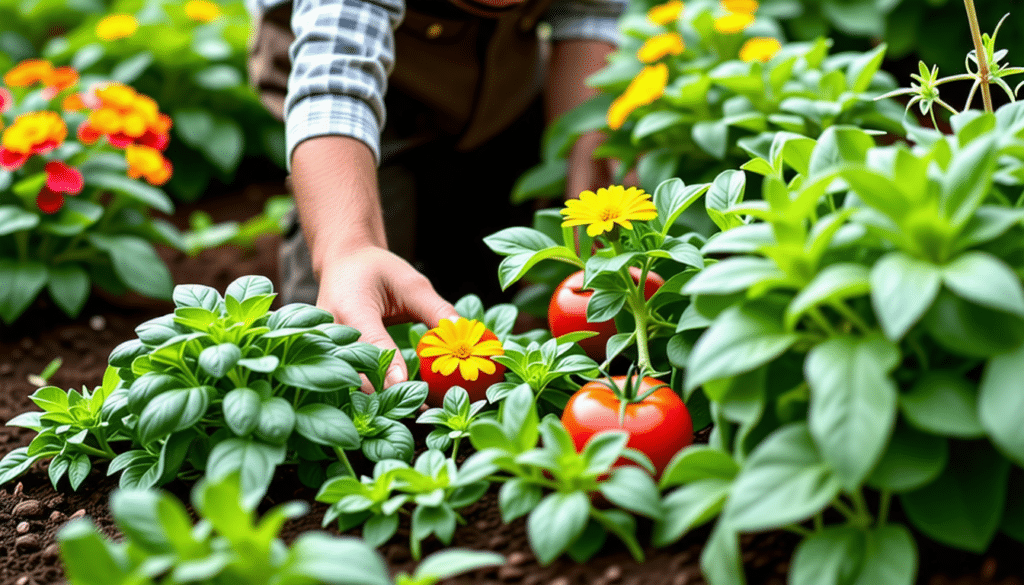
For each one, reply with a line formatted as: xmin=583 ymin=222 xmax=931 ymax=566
xmin=172 ymin=284 xmax=223 ymax=311
xmin=527 ymin=491 xmax=591 ymax=566
xmin=599 ymin=466 xmax=662 ymax=518
xmin=362 ymin=418 xmax=414 ymax=462
xmin=295 ymin=404 xmax=360 ymax=449
xmin=223 ymin=387 xmax=261 ymax=436
xmin=56 ymin=521 xmax=130 ymax=584
xmin=198 ymin=343 xmax=242 ymax=378
xmin=980 ymin=341 xmax=1024 ymax=466
xmin=867 ymin=422 xmax=948 ymax=493
xmin=87 ymin=234 xmax=172 ymax=299
xmin=870 ymin=251 xmax=941 ymax=341
xmin=137 ymin=386 xmax=212 ymax=444
xmin=205 ymin=439 xmax=286 ymax=504
xmin=901 ymin=371 xmax=984 ymax=439
xmin=47 ymin=263 xmax=90 ymax=318
xmin=660 ymin=446 xmax=739 ymax=490
xmin=653 ymin=478 xmax=730 ymax=547
xmin=254 ymin=397 xmax=296 ymax=445
xmin=377 ymin=381 xmax=429 ymax=419
xmin=0 ymin=259 xmax=47 ymax=324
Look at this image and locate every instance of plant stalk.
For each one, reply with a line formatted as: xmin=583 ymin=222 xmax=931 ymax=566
xmin=964 ymin=0 xmax=993 ymax=112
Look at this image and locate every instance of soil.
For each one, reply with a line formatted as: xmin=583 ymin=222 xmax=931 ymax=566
xmin=1 ymin=181 xmax=1023 ymax=585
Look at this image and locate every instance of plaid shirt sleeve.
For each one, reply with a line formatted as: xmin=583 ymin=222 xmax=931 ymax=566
xmin=275 ymin=0 xmax=403 ymax=167
xmin=544 ymin=0 xmax=626 ymax=47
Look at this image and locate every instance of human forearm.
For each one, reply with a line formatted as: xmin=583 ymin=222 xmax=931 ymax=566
xmin=544 ymin=38 xmax=616 ymax=125
xmin=291 ymin=135 xmax=387 ymax=275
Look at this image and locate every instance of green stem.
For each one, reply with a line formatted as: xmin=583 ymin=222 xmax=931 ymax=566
xmin=807 ymin=308 xmax=837 ymax=337
xmin=814 ymin=513 xmax=824 ymax=532
xmin=851 ymin=489 xmax=873 ymax=527
xmin=15 ymin=231 xmax=29 ymax=262
xmin=451 ymin=437 xmax=461 ymax=461
xmin=93 ymin=430 xmax=115 ymax=458
xmin=830 ymin=301 xmax=871 ymax=335
xmin=333 ymin=448 xmax=358 ymax=478
xmin=831 ymin=498 xmax=859 ymax=522
xmin=877 ymin=490 xmax=891 ymax=527
xmin=783 ymin=524 xmax=814 ymax=538
xmin=964 ymin=0 xmax=993 ymax=112
xmin=74 ymin=442 xmax=116 ymax=459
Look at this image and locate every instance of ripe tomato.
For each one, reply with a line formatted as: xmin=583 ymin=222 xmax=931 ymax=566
xmin=416 ymin=322 xmax=506 ymax=407
xmin=547 ymin=267 xmax=665 ymax=361
xmin=561 ymin=376 xmax=692 ymax=477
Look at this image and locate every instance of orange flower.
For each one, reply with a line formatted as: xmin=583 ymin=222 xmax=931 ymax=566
xmin=125 ymin=144 xmax=172 ymax=185
xmin=637 ymin=33 xmax=685 ymax=63
xmin=96 ymin=14 xmax=139 ymax=40
xmin=0 ymin=111 xmax=68 ymax=169
xmin=62 ymin=93 xmax=86 ymax=112
xmin=185 ymin=0 xmax=222 ymax=22
xmin=4 ymin=59 xmax=55 ymax=88
xmin=85 ymin=83 xmax=171 ymax=150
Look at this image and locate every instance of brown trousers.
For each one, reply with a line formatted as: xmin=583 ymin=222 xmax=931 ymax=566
xmin=247 ymin=3 xmax=544 ymax=307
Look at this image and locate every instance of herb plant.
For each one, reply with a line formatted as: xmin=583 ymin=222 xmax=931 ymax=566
xmin=0 ymin=60 xmax=183 ymax=323
xmin=316 ymin=448 xmax=492 ymax=560
xmin=415 ymin=386 xmax=492 ymax=457
xmin=58 ymin=472 xmax=504 ymax=585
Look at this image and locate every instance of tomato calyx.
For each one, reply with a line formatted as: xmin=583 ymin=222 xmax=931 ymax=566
xmin=596 ymin=363 xmax=670 ymax=426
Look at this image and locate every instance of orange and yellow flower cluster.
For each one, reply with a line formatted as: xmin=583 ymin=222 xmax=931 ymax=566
xmin=0 ymin=59 xmax=174 ymax=214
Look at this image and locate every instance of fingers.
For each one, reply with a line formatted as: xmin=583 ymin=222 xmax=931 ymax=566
xmin=396 ymin=273 xmax=459 ymax=329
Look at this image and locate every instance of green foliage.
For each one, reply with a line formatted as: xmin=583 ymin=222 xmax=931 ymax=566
xmin=58 ymin=472 xmax=503 ymax=585
xmin=416 ymin=386 xmax=493 ymax=456
xmin=0 ymin=275 xmax=427 ymax=501
xmin=464 ymin=384 xmax=662 ymax=565
xmin=515 ymin=0 xmax=907 ymax=201
xmin=316 ymin=449 xmax=491 ymax=561
xmin=182 ymin=195 xmax=294 ymax=255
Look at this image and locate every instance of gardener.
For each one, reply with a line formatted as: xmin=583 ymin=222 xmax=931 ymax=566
xmin=246 ymin=0 xmax=625 ymax=389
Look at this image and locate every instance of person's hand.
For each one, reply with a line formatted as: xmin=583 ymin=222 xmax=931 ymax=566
xmin=315 ymin=245 xmax=458 ymax=393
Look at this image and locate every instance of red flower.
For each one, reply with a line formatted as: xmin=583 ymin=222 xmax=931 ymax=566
xmin=45 ymin=160 xmax=83 ymax=195
xmin=0 ymin=149 xmax=29 ymax=170
xmin=77 ymin=122 xmax=102 ymax=145
xmin=0 ymin=88 xmax=11 ymax=114
xmin=36 ymin=186 xmax=64 ymax=214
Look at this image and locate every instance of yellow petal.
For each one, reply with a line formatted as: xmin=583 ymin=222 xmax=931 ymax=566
xmin=468 ymin=356 xmax=497 ymax=376
xmin=470 ymin=340 xmax=504 ymax=356
xmin=458 ymin=359 xmax=480 ymax=381
xmin=419 ymin=346 xmax=454 ymax=358
xmin=434 ymin=356 xmax=460 ymax=376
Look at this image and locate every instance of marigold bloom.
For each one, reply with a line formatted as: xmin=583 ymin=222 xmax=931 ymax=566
xmin=96 ymin=14 xmax=139 ymax=40
xmin=45 ymin=160 xmax=84 ymax=195
xmin=185 ymin=0 xmax=222 ymax=22
xmin=85 ymin=83 xmax=171 ymax=150
xmin=638 ymin=32 xmax=685 ymax=63
xmin=0 ymin=111 xmax=68 ymax=170
xmin=62 ymin=93 xmax=86 ymax=112
xmin=740 ymin=37 xmax=782 ymax=62
xmin=606 ymin=63 xmax=668 ymax=130
xmin=125 ymin=144 xmax=172 ymax=185
xmin=42 ymin=67 xmax=80 ymax=99
xmin=714 ymin=11 xmax=754 ymax=33
xmin=3 ymin=59 xmax=54 ymax=87
xmin=417 ymin=318 xmax=504 ymax=380
xmin=721 ymin=0 xmax=757 ymax=13
xmin=647 ymin=0 xmax=683 ymax=25
xmin=561 ymin=186 xmax=658 ymax=237
xmin=36 ymin=187 xmax=64 ymax=214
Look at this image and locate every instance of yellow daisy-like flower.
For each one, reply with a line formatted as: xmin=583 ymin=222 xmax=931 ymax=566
xmin=720 ymin=0 xmax=758 ymax=14
xmin=637 ymin=32 xmax=685 ymax=64
xmin=740 ymin=37 xmax=782 ymax=62
xmin=647 ymin=0 xmax=683 ymax=25
xmin=185 ymin=0 xmax=222 ymax=22
xmin=606 ymin=63 xmax=669 ymax=130
xmin=96 ymin=14 xmax=139 ymax=40
xmin=418 ymin=318 xmax=504 ymax=381
xmin=561 ymin=186 xmax=658 ymax=237
xmin=714 ymin=11 xmax=754 ymax=33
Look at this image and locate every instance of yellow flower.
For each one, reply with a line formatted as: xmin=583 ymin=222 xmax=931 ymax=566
xmin=637 ymin=33 xmax=685 ymax=63
xmin=2 ymin=111 xmax=67 ymax=154
xmin=714 ymin=11 xmax=754 ymax=33
xmin=126 ymin=144 xmax=173 ymax=185
xmin=417 ymin=318 xmax=504 ymax=381
xmin=720 ymin=0 xmax=758 ymax=14
xmin=740 ymin=37 xmax=782 ymax=62
xmin=561 ymin=186 xmax=658 ymax=237
xmin=96 ymin=14 xmax=139 ymax=40
xmin=647 ymin=0 xmax=683 ymax=25
xmin=185 ymin=0 xmax=222 ymax=23
xmin=606 ymin=63 xmax=668 ymax=130
xmin=3 ymin=59 xmax=54 ymax=87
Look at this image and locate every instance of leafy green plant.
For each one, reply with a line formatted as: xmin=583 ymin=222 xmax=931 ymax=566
xmin=416 ymin=386 xmax=493 ymax=457
xmin=0 ymin=275 xmax=428 ymax=499
xmin=654 ymin=105 xmax=1024 ymax=584
xmin=463 ymin=384 xmax=663 ymax=565
xmin=58 ymin=472 xmax=504 ymax=585
xmin=515 ymin=0 xmax=906 ymax=201
xmin=486 ymin=336 xmax=600 ymax=413
xmin=316 ymin=448 xmax=492 ymax=560
xmin=42 ymin=0 xmax=285 ymax=200
xmin=182 ymin=195 xmax=294 ymax=256
xmin=0 ymin=62 xmax=184 ymax=323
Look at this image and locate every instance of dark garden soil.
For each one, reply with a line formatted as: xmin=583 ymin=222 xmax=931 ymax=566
xmin=1 ymin=181 xmax=1023 ymax=585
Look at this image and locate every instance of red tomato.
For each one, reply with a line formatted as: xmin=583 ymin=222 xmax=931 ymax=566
xmin=416 ymin=325 xmax=506 ymax=407
xmin=547 ymin=267 xmax=665 ymax=361
xmin=561 ymin=376 xmax=692 ymax=477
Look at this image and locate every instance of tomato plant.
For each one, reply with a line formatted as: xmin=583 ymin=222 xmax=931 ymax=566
xmin=548 ymin=267 xmax=664 ymax=361
xmin=416 ymin=318 xmax=506 ymax=406
xmin=561 ymin=374 xmax=692 ymax=477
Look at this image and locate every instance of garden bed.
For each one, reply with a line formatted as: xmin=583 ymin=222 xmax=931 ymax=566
xmin=1 ymin=182 xmax=1023 ymax=585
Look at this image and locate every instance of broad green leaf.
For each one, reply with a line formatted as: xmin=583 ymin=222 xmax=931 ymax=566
xmin=223 ymin=387 xmax=261 ymax=436
xmin=0 ymin=205 xmax=39 ymax=236
xmin=498 ymin=478 xmax=543 ymax=523
xmin=900 ymin=442 xmax=1010 ymax=553
xmin=254 ymin=397 xmax=297 ymax=445
xmin=56 ymin=521 xmax=129 ymax=585
xmin=84 ymin=171 xmax=173 ymax=213
xmin=483 ymin=227 xmax=559 ymax=256
xmin=846 ymin=43 xmax=887 ymax=93
xmin=900 ymin=372 xmax=984 ymax=438
xmin=722 ymin=423 xmax=841 ymax=532
xmin=924 ymin=291 xmax=1024 ymax=358
xmin=362 ymin=418 xmax=415 ymax=462
xmin=87 ymin=234 xmax=172 ymax=299
xmin=683 ymin=257 xmax=786 ymax=297
xmin=685 ymin=302 xmax=799 ymax=393
xmin=700 ymin=521 xmax=744 ymax=585
xmin=275 ymin=348 xmax=361 ymax=392
xmin=288 ymin=532 xmax=390 ymax=585
xmin=0 ymin=447 xmax=39 ymax=485
xmin=692 ymin=120 xmax=729 ymax=160
xmin=805 ymin=334 xmax=900 ymax=490
xmin=785 ymin=263 xmax=870 ymax=329
xmin=413 ymin=549 xmax=505 ymax=582
xmin=867 ymin=422 xmax=948 ymax=493
xmin=599 ymin=466 xmax=662 ymax=518
xmin=791 ymin=523 xmax=916 ymax=585
xmin=0 ymin=259 xmax=47 ymax=324
xmin=653 ymin=478 xmax=730 ymax=546
xmin=660 ymin=445 xmax=739 ymax=489
xmin=979 ymin=341 xmax=1024 ymax=466
xmin=942 ymin=135 xmax=997 ymax=228
xmin=527 ymin=491 xmax=591 ymax=566
xmin=47 ymin=264 xmax=90 ymax=318
xmin=870 ymin=251 xmax=941 ymax=341
xmin=138 ymin=386 xmax=211 ymax=444
xmin=205 ymin=439 xmax=286 ymax=503
xmin=942 ymin=251 xmax=1024 ymax=317
xmin=198 ymin=343 xmax=242 ymax=378
xmin=295 ymin=404 xmax=360 ymax=449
